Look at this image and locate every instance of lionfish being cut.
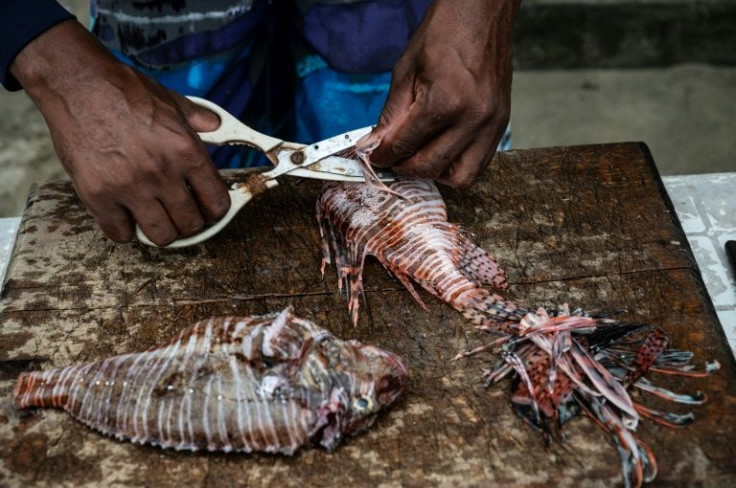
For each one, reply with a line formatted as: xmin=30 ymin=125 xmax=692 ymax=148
xmin=14 ymin=307 xmax=407 ymax=454
xmin=317 ymin=178 xmax=517 ymax=327
xmin=317 ymin=177 xmax=718 ymax=488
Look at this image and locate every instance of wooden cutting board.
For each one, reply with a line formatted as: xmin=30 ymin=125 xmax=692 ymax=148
xmin=1 ymin=143 xmax=734 ymax=487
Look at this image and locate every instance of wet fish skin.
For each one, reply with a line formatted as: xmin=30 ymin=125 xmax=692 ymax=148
xmin=14 ymin=307 xmax=408 ymax=454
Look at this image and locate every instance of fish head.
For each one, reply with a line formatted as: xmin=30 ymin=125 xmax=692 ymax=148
xmin=342 ymin=341 xmax=408 ymax=432
xmin=310 ymin=339 xmax=408 ymax=450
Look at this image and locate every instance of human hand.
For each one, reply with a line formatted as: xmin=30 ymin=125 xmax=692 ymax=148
xmin=364 ymin=0 xmax=521 ymax=189
xmin=10 ymin=20 xmax=230 ymax=246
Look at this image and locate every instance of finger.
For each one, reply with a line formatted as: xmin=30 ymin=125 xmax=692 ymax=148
xmin=162 ymin=125 xmax=230 ymax=224
xmin=88 ymin=203 xmax=135 ymax=243
xmin=129 ymin=200 xmax=179 ymax=246
xmin=157 ymin=181 xmax=206 ymax=237
xmin=436 ymin=137 xmax=499 ymax=190
xmin=371 ymin=84 xmax=459 ymax=168
xmin=186 ymin=161 xmax=231 ymax=224
xmin=366 ymin=69 xmax=415 ymax=168
xmin=391 ymin=126 xmax=474 ymax=180
xmin=169 ymin=91 xmax=220 ymax=133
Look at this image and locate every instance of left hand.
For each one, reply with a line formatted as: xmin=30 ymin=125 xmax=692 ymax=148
xmin=365 ymin=0 xmax=521 ymax=189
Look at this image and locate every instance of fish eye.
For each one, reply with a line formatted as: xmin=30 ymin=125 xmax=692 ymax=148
xmin=354 ymin=396 xmax=373 ymax=412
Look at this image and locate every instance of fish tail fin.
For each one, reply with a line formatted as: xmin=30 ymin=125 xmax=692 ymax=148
xmin=15 ymin=368 xmax=69 ymax=409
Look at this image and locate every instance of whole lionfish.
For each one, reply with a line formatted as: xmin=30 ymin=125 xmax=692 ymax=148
xmin=317 ymin=178 xmax=718 ymax=488
xmin=14 ymin=307 xmax=408 ymax=454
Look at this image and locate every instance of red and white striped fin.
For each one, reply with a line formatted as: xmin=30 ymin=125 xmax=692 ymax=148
xmin=453 ymin=233 xmax=508 ymax=290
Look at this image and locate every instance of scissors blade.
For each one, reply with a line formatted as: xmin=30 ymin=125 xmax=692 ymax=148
xmin=300 ymin=126 xmax=374 ymax=166
xmin=287 ymin=156 xmax=398 ymax=182
xmin=265 ymin=126 xmax=373 ymax=180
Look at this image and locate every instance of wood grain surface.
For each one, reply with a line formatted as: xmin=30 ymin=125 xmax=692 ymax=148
xmin=0 ymin=143 xmax=734 ymax=487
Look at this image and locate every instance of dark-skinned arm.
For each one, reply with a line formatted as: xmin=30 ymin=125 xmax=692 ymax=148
xmin=8 ymin=18 xmax=230 ymax=246
xmin=368 ymin=0 xmax=522 ymax=189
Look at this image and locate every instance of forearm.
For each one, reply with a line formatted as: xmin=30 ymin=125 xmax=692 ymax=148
xmin=423 ymin=0 xmax=521 ymax=60
xmin=426 ymin=0 xmax=522 ymax=31
xmin=10 ymin=20 xmax=120 ymax=114
xmin=0 ymin=0 xmax=75 ymax=90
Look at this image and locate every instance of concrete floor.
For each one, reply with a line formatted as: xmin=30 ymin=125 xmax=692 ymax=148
xmin=0 ymin=64 xmax=734 ymax=217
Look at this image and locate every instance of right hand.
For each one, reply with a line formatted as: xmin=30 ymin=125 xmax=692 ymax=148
xmin=10 ymin=20 xmax=230 ymax=246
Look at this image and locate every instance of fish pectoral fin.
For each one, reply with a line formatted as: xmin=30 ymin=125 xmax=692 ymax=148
xmin=392 ymin=270 xmax=429 ymax=310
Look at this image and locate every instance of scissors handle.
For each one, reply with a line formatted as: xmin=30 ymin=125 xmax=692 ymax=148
xmin=187 ymin=96 xmax=283 ymax=153
xmin=135 ymin=179 xmax=278 ymax=248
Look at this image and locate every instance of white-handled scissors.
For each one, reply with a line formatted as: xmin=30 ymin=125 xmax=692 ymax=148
xmin=135 ymin=96 xmax=394 ymax=248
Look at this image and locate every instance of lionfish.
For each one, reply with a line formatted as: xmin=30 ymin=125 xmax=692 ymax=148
xmin=317 ymin=178 xmax=718 ymax=487
xmin=14 ymin=307 xmax=408 ymax=454
xmin=317 ymin=178 xmax=518 ymax=327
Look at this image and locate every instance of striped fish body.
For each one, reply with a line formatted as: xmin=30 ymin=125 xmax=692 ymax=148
xmin=14 ymin=307 xmax=408 ymax=454
xmin=317 ymin=178 xmax=518 ymax=326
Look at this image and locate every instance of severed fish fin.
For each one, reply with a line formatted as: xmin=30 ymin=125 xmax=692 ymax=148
xmin=580 ymin=396 xmax=657 ymax=488
xmin=625 ymin=327 xmax=668 ymax=386
xmin=463 ymin=292 xmax=524 ymax=328
xmin=650 ymin=360 xmax=721 ymax=377
xmin=262 ymin=307 xmax=314 ymax=363
xmin=454 ymin=232 xmax=508 ymax=290
xmin=633 ymin=402 xmax=695 ymax=428
xmin=634 ymin=377 xmax=706 ymax=405
xmin=570 ymin=339 xmax=639 ymax=426
xmin=585 ymin=322 xmax=648 ymax=353
xmin=503 ymin=351 xmax=542 ymax=425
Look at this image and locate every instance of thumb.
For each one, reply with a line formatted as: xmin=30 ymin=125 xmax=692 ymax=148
xmin=172 ymin=93 xmax=221 ymax=133
xmin=355 ymin=130 xmax=382 ymax=155
xmin=368 ymin=78 xmax=414 ymax=168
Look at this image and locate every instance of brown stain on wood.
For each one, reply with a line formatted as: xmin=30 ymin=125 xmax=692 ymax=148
xmin=0 ymin=143 xmax=734 ymax=487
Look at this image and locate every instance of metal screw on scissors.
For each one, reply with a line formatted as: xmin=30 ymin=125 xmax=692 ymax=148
xmin=135 ymin=96 xmax=395 ymax=248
